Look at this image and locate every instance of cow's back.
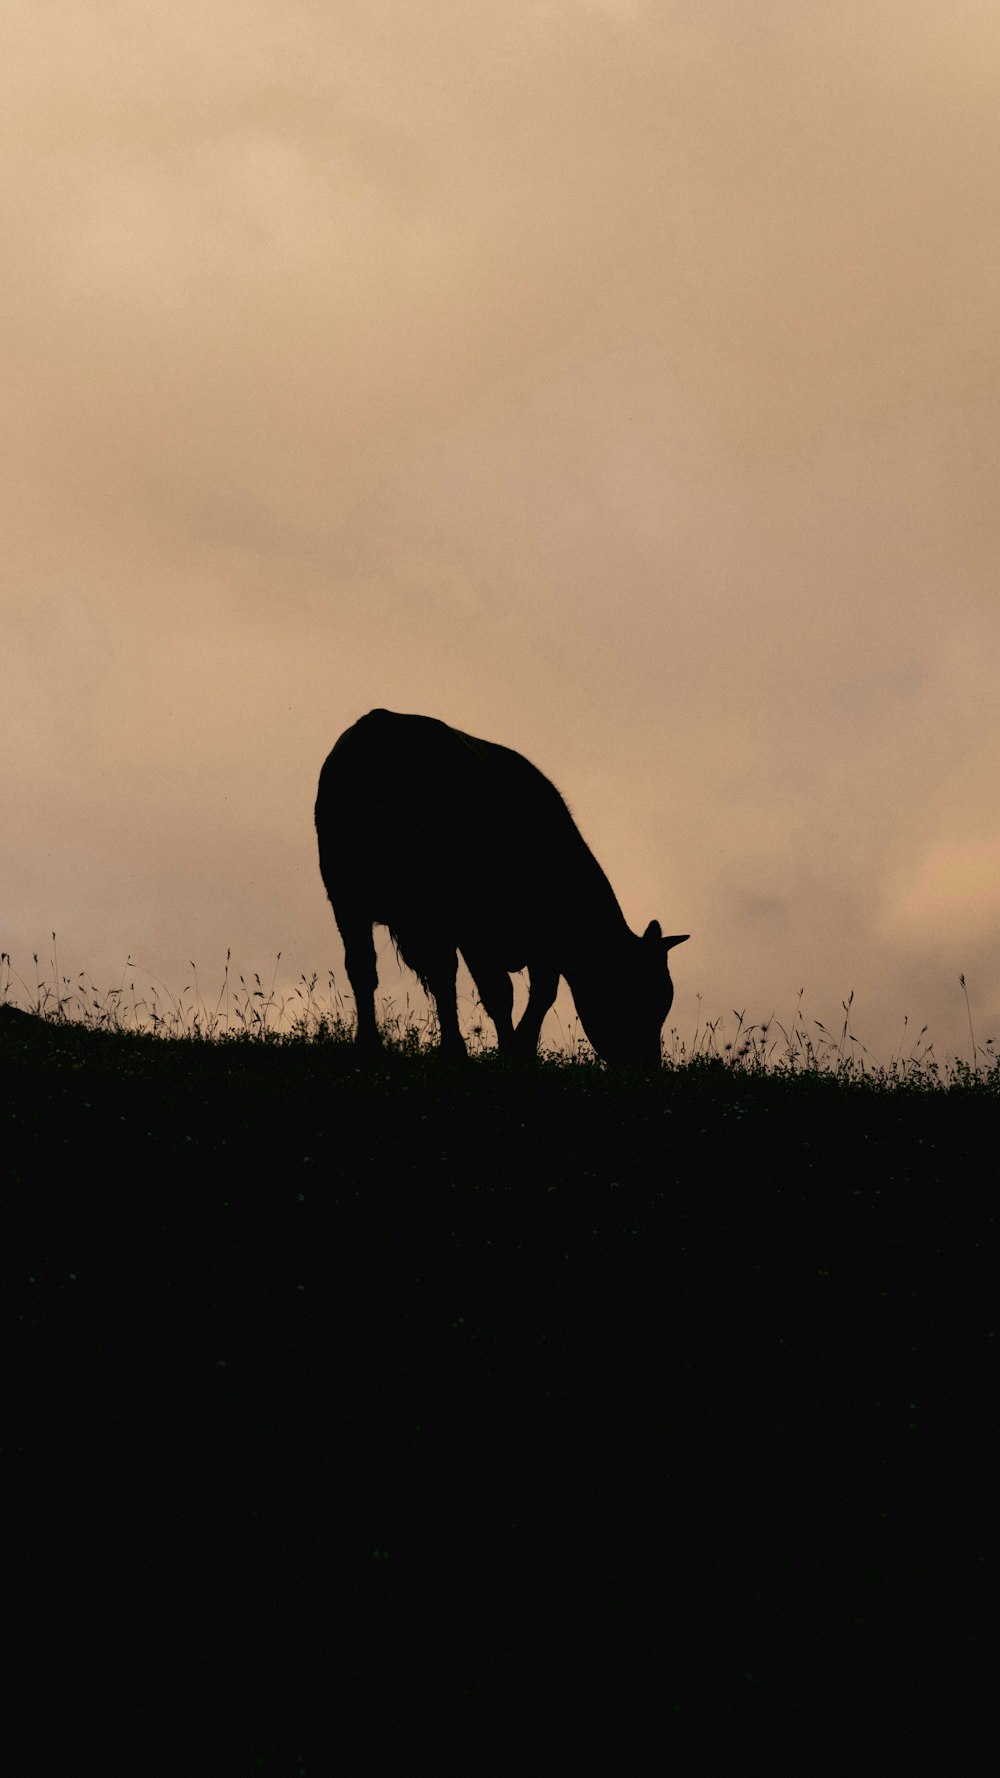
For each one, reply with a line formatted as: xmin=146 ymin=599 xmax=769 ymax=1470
xmin=316 ymin=709 xmax=596 ymax=956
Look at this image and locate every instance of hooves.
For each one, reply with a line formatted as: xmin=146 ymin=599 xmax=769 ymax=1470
xmin=352 ymin=1031 xmax=470 ymax=1061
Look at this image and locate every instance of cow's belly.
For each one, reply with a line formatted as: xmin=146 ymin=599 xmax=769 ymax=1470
xmin=373 ymin=883 xmax=551 ymax=975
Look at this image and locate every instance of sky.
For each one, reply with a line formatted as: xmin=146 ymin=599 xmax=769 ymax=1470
xmin=3 ymin=1 xmax=998 ymax=1065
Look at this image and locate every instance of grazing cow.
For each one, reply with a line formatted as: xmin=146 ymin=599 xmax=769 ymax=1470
xmin=315 ymin=709 xmax=688 ymax=1066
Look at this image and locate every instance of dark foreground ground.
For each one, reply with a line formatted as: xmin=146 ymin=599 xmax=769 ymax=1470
xmin=2 ymin=1010 xmax=995 ymax=1765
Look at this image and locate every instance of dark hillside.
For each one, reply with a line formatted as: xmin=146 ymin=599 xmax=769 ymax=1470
xmin=3 ymin=1011 xmax=994 ymax=1761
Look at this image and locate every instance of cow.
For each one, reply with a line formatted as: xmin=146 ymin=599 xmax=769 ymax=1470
xmin=315 ymin=709 xmax=688 ymax=1066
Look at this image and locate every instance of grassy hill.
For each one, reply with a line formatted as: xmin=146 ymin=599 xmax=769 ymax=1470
xmin=3 ymin=1002 xmax=995 ymax=1762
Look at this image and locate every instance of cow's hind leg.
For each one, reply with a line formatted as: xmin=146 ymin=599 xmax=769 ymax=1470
xmin=334 ymin=903 xmax=381 ymax=1051
xmin=397 ymin=930 xmax=466 ymax=1059
xmin=511 ymin=961 xmax=559 ymax=1055
xmin=461 ymin=948 xmax=515 ymax=1051
xmin=425 ymin=951 xmax=467 ymax=1058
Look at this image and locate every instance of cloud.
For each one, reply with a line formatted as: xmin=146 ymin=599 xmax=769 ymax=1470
xmin=883 ymin=839 xmax=1000 ymax=947
xmin=2 ymin=2 xmax=999 ymax=1062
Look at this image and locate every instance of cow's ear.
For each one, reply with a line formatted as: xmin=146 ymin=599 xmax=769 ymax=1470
xmin=663 ymin=933 xmax=689 ymax=952
xmin=642 ymin=920 xmax=662 ymax=942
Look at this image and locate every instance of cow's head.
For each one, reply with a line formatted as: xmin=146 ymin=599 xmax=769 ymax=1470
xmin=573 ymin=923 xmax=689 ymax=1068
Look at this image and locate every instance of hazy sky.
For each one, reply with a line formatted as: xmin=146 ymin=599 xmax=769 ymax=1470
xmin=3 ymin=1 xmax=998 ymax=1064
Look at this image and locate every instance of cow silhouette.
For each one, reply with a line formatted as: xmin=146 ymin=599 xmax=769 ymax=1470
xmin=315 ymin=709 xmax=688 ymax=1065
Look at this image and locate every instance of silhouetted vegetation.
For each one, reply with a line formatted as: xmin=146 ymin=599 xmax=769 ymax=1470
xmin=3 ymin=955 xmax=994 ymax=1761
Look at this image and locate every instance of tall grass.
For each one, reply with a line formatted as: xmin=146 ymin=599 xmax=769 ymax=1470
xmin=1 ymin=936 xmax=996 ymax=1091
